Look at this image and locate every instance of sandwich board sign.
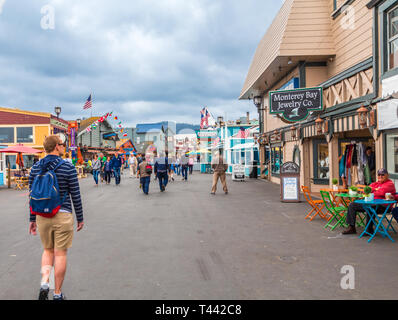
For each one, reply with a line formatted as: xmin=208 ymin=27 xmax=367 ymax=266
xmin=280 ymin=162 xmax=300 ymax=203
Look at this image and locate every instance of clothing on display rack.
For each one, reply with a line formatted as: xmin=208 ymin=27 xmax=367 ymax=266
xmin=341 ymin=141 xmax=372 ymax=186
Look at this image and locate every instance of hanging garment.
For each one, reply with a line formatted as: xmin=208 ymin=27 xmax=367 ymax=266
xmin=346 ymin=145 xmax=353 ymax=169
xmin=352 ymin=165 xmax=359 ymax=185
xmin=339 ymin=154 xmax=346 ymax=178
xmin=347 ymin=167 xmax=352 ymax=186
xmin=357 ymin=143 xmax=365 ymax=185
xmin=351 ymin=144 xmax=358 ymax=166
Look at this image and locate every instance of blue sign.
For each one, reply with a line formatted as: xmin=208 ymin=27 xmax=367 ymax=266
xmin=279 ymin=77 xmax=299 ymax=91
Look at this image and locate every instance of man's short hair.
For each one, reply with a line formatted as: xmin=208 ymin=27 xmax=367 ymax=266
xmin=366 ymin=146 xmax=372 ymax=152
xmin=43 ymin=135 xmax=60 ymax=153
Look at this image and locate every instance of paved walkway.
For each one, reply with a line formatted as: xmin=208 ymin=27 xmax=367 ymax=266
xmin=0 ymin=172 xmax=397 ymax=299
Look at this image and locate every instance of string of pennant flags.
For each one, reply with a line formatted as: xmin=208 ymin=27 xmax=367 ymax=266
xmin=84 ymin=111 xmax=128 ymax=137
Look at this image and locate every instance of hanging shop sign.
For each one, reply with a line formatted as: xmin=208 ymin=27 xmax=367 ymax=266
xmin=280 ymin=162 xmax=300 ymax=203
xmin=197 ymin=130 xmax=218 ymax=138
xmin=378 ymin=99 xmax=398 ymax=130
xmin=269 ymin=87 xmax=323 ymax=123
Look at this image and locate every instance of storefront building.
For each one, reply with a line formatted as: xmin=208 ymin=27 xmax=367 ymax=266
xmin=240 ymin=0 xmax=382 ymax=192
xmin=370 ymin=0 xmax=398 ymax=189
xmin=0 ymin=106 xmax=68 ymax=169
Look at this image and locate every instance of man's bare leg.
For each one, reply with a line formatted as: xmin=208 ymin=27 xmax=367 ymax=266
xmin=41 ymin=249 xmax=54 ymax=284
xmin=54 ymin=249 xmax=67 ymax=295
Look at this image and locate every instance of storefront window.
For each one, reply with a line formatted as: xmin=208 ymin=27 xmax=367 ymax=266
xmin=6 ymin=155 xmax=17 ymax=169
xmin=388 ymin=6 xmax=398 ymax=70
xmin=17 ymin=127 xmax=33 ymax=143
xmin=271 ymin=146 xmax=283 ymax=175
xmin=386 ymin=131 xmax=398 ymax=175
xmin=313 ymin=140 xmax=329 ymax=184
xmin=0 ymin=127 xmax=14 ymax=143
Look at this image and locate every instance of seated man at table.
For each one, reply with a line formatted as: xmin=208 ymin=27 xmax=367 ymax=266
xmin=342 ymin=168 xmax=396 ymax=235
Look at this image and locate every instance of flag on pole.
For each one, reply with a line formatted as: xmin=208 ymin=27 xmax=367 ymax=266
xmin=83 ymin=94 xmax=92 ymax=110
xmin=200 ymin=107 xmax=210 ymax=129
xmin=236 ymin=127 xmax=251 ymax=139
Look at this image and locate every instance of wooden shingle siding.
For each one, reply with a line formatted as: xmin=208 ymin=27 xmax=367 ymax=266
xmin=240 ymin=0 xmax=335 ymax=99
xmin=328 ymin=0 xmax=373 ymax=77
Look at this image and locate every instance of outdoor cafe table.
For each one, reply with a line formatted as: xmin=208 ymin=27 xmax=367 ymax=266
xmin=355 ymin=199 xmax=397 ymax=243
xmin=335 ymin=193 xmax=364 ymax=208
xmin=335 ymin=193 xmax=366 ymax=227
xmin=320 ymin=188 xmax=348 ymax=206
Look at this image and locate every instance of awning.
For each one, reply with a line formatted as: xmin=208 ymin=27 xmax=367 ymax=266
xmin=227 ymin=142 xmax=257 ymax=150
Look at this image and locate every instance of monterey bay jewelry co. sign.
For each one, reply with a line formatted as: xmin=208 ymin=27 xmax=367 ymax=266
xmin=269 ymin=87 xmax=323 ymax=122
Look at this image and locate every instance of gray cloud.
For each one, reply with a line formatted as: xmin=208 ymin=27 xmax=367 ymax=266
xmin=0 ymin=0 xmax=281 ymax=126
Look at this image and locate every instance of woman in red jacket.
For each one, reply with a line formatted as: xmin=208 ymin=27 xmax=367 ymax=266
xmin=342 ymin=168 xmax=396 ymax=235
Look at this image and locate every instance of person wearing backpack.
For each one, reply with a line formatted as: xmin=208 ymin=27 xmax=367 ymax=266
xmin=28 ymin=135 xmax=84 ymax=301
xmin=137 ymin=156 xmax=152 ymax=195
xmin=154 ymin=152 xmax=169 ymax=192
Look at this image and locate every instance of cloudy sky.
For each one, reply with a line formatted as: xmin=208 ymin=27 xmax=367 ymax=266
xmin=0 ymin=0 xmax=282 ymax=127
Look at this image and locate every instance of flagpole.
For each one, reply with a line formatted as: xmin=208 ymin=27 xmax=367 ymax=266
xmin=90 ymin=92 xmax=93 ymax=118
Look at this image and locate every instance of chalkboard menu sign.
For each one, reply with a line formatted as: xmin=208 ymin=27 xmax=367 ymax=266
xmin=280 ymin=162 xmax=300 ymax=203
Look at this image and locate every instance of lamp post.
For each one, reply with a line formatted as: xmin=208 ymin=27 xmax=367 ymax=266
xmin=253 ymin=95 xmax=266 ymax=179
xmin=54 ymin=106 xmax=61 ymax=119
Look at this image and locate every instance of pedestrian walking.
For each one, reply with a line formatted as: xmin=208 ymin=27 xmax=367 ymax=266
xmin=129 ymin=155 xmax=137 ymax=178
xmin=169 ymin=157 xmax=175 ymax=182
xmin=28 ymin=135 xmax=84 ymax=300
xmin=92 ymin=154 xmax=102 ymax=186
xmin=210 ymin=149 xmax=228 ymax=195
xmin=137 ymin=156 xmax=152 ymax=195
xmin=64 ymin=153 xmax=73 ymax=164
xmin=111 ymin=153 xmax=123 ymax=185
xmin=100 ymin=153 xmax=106 ymax=183
xmin=104 ymin=156 xmax=112 ymax=184
xmin=154 ymin=153 xmax=169 ymax=192
xmin=175 ymin=156 xmax=181 ymax=175
xmin=188 ymin=156 xmax=194 ymax=175
xmin=181 ymin=152 xmax=189 ymax=181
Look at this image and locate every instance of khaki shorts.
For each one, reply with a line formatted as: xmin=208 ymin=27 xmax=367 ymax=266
xmin=36 ymin=212 xmax=74 ymax=250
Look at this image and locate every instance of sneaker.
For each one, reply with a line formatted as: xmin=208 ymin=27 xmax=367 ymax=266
xmin=53 ymin=293 xmax=66 ymax=300
xmin=38 ymin=287 xmax=49 ymax=300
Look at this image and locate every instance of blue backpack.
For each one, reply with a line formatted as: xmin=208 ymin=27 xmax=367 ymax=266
xmin=29 ymin=160 xmax=67 ymax=218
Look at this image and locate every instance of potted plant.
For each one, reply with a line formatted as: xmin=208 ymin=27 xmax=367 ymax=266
xmin=332 ymin=178 xmax=339 ymax=191
xmin=349 ymin=186 xmax=358 ymax=196
xmin=364 ymin=186 xmax=374 ymax=202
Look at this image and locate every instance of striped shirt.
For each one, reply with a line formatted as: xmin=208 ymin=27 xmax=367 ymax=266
xmin=29 ymin=155 xmax=84 ymax=223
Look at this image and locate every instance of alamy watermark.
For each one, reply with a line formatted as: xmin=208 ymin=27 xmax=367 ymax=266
xmin=340 ymin=265 xmax=355 ymax=290
xmin=340 ymin=5 xmax=356 ymax=30
xmin=41 ymin=4 xmax=55 ymax=30
xmin=0 ymin=0 xmax=6 ymax=15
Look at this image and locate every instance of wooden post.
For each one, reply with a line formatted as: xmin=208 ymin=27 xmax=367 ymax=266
xmin=7 ymin=162 xmax=11 ymax=189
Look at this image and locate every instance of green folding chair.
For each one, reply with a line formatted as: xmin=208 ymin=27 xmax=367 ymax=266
xmin=320 ymin=191 xmax=348 ymax=231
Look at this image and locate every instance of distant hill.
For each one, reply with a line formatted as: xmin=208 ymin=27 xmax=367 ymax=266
xmin=176 ymin=123 xmax=200 ymax=133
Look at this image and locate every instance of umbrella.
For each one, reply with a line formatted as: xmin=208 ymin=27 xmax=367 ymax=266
xmin=0 ymin=145 xmax=42 ymax=154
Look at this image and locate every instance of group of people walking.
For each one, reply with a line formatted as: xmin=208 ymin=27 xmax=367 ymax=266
xmin=134 ymin=152 xmax=194 ymax=195
xmin=89 ymin=153 xmax=124 ymax=186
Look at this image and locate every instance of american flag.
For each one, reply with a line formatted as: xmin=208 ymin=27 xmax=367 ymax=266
xmin=236 ymin=127 xmax=251 ymax=139
xmin=212 ymin=136 xmax=220 ymax=147
xmin=83 ymin=94 xmax=92 ymax=110
xmin=200 ymin=107 xmax=209 ymax=129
